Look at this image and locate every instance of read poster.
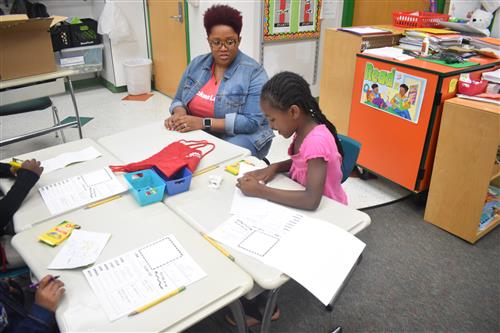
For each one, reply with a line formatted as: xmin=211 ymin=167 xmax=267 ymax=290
xmin=360 ymin=62 xmax=427 ymax=124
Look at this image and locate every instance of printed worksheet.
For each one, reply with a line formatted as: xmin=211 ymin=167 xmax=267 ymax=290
xmin=42 ymin=147 xmax=102 ymax=174
xmin=83 ymin=235 xmax=206 ymax=321
xmin=48 ymin=230 xmax=111 ymax=269
xmin=230 ymin=162 xmax=271 ymax=217
xmin=38 ymin=167 xmax=126 ymax=215
xmin=210 ymin=206 xmax=305 ymax=260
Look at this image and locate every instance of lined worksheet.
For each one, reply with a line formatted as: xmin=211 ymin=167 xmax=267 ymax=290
xmin=38 ymin=167 xmax=126 ymax=215
xmin=83 ymin=235 xmax=206 ymax=321
xmin=210 ymin=206 xmax=305 ymax=260
xmin=211 ymin=208 xmax=366 ymax=306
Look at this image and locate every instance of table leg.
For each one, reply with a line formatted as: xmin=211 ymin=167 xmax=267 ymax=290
xmin=66 ymin=76 xmax=83 ymax=139
xmin=260 ymin=287 xmax=280 ymax=333
xmin=229 ymin=299 xmax=249 ymax=333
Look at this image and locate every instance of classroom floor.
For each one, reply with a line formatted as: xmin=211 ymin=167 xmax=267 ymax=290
xmin=0 ymin=86 xmax=410 ymax=210
xmin=2 ymin=86 xmax=498 ymax=333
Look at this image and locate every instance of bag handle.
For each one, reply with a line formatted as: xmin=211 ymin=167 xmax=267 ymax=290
xmin=179 ymin=140 xmax=215 ymax=157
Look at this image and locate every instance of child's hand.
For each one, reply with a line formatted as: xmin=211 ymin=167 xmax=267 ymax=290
xmin=34 ymin=275 xmax=65 ymax=312
xmin=20 ymin=159 xmax=44 ymax=176
xmin=236 ymin=175 xmax=266 ymax=197
xmin=244 ymin=165 xmax=277 ymax=184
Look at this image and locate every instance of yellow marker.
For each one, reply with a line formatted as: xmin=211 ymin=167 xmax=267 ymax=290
xmin=8 ymin=161 xmax=22 ymax=169
xmin=201 ymin=233 xmax=235 ymax=261
xmin=128 ymin=286 xmax=186 ymax=316
xmin=8 ymin=158 xmax=25 ymax=169
xmin=85 ymin=195 xmax=122 ymax=209
xmin=193 ymin=164 xmax=219 ymax=177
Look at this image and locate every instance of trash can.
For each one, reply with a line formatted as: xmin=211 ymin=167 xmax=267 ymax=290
xmin=123 ymin=58 xmax=152 ymax=95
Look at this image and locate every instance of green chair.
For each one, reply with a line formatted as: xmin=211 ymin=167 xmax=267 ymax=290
xmin=338 ymin=134 xmax=361 ymax=183
xmin=0 ymin=97 xmax=67 ymax=146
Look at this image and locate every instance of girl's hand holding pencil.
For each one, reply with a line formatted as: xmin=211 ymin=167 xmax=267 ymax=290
xmin=34 ymin=275 xmax=65 ymax=312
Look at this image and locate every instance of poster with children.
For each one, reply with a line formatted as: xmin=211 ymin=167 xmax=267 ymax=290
xmin=360 ymin=62 xmax=427 ymax=123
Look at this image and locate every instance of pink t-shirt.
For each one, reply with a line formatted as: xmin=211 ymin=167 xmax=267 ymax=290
xmin=187 ymin=74 xmax=219 ymax=118
xmin=288 ymin=124 xmax=348 ymax=205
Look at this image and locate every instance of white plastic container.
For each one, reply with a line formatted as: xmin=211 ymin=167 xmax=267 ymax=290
xmin=55 ymin=44 xmax=104 ymax=70
xmin=123 ymin=58 xmax=152 ymax=95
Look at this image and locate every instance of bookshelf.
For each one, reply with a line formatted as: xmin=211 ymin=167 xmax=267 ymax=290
xmin=425 ymin=97 xmax=500 ymax=243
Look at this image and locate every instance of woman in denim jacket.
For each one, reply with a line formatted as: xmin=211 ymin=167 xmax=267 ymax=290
xmin=164 ymin=4 xmax=274 ymax=159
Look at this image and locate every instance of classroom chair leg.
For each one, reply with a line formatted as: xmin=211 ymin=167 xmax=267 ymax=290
xmin=229 ymin=299 xmax=249 ymax=333
xmin=52 ymin=106 xmax=66 ymax=143
xmin=260 ymin=287 xmax=280 ymax=333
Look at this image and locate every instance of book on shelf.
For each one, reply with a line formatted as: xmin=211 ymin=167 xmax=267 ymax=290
xmin=479 ymin=185 xmax=500 ymax=231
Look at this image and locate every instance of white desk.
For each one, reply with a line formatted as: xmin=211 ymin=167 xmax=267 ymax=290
xmin=0 ymin=139 xmax=125 ymax=232
xmin=0 ymin=67 xmax=90 ymax=146
xmin=164 ymin=156 xmax=371 ymax=333
xmin=165 ymin=156 xmax=371 ymax=291
xmin=12 ymin=201 xmax=253 ymax=332
xmin=98 ymin=121 xmax=251 ymax=172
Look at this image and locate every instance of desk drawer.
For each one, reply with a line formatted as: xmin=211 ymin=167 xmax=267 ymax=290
xmin=0 ymin=78 xmax=65 ymax=106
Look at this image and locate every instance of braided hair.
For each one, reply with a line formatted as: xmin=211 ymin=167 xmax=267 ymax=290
xmin=261 ymin=71 xmax=344 ymax=158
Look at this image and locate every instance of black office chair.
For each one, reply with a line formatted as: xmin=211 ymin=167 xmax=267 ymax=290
xmin=0 ymin=97 xmax=66 ymax=145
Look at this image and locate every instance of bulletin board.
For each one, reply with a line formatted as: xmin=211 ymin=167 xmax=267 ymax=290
xmin=263 ymin=0 xmax=322 ymax=41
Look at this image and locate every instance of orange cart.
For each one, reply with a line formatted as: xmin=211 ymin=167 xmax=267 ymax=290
xmin=348 ymin=54 xmax=499 ymax=192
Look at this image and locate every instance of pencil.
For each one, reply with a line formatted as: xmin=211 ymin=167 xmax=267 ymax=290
xmin=29 ymin=275 xmax=60 ymax=289
xmin=193 ymin=164 xmax=219 ymax=177
xmin=128 ymin=286 xmax=186 ymax=316
xmin=85 ymin=195 xmax=122 ymax=209
xmin=201 ymin=233 xmax=235 ymax=261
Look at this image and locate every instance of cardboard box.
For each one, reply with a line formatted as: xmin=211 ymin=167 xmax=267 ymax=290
xmin=0 ymin=15 xmax=57 ymax=81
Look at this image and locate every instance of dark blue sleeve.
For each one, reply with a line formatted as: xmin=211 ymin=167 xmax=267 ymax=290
xmin=9 ymin=304 xmax=56 ymax=333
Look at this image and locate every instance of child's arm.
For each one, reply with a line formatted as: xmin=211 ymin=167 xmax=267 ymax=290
xmin=0 ymin=160 xmax=43 ymax=228
xmin=237 ymin=158 xmax=327 ymax=210
xmin=244 ymin=159 xmax=292 ymax=184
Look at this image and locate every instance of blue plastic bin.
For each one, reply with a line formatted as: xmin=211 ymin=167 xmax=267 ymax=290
xmin=124 ymin=169 xmax=166 ymax=206
xmin=154 ymin=166 xmax=192 ymax=196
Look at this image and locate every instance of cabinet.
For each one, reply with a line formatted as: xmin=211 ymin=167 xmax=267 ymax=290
xmin=348 ymin=54 xmax=499 ymax=191
xmin=319 ymin=27 xmax=403 ymax=135
xmin=424 ymin=98 xmax=499 ymax=244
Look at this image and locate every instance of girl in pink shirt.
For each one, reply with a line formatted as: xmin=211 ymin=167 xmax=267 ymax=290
xmin=237 ymin=71 xmax=348 ymax=209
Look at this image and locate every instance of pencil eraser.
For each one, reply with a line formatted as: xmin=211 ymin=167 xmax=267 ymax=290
xmin=208 ymin=175 xmax=223 ymax=189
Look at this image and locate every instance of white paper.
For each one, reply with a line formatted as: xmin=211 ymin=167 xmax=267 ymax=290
xmin=339 ymin=27 xmax=390 ymax=35
xmin=48 ymin=230 xmax=111 ymax=269
xmin=38 ymin=167 xmax=126 ymax=215
xmin=265 ymin=218 xmax=365 ymax=305
xmin=42 ymin=147 xmax=102 ymax=174
xmin=210 ymin=207 xmax=305 ymax=260
xmin=83 ymin=235 xmax=206 ymax=321
xmin=211 ymin=209 xmax=366 ymax=306
xmin=321 ymin=0 xmax=337 ymax=19
xmin=363 ymin=47 xmax=414 ymax=61
xmin=230 ymin=163 xmax=272 ymax=217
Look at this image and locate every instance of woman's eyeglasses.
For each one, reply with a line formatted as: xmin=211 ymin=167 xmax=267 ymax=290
xmin=208 ymin=38 xmax=238 ymax=49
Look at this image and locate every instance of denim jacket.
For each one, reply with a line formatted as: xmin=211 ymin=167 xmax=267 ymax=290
xmin=169 ymin=51 xmax=274 ymax=151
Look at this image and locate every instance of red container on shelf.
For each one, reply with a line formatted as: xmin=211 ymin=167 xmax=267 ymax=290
xmin=457 ymin=79 xmax=488 ymax=96
xmin=392 ymin=11 xmax=449 ymax=28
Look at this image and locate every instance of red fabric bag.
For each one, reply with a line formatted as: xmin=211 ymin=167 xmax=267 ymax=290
xmin=109 ymin=140 xmax=215 ymax=177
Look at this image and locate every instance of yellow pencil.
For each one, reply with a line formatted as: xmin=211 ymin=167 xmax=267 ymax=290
xmin=201 ymin=233 xmax=235 ymax=261
xmin=85 ymin=195 xmax=122 ymax=209
xmin=128 ymin=286 xmax=186 ymax=316
xmin=193 ymin=164 xmax=219 ymax=177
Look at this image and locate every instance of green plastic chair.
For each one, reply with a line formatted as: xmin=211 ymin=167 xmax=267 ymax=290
xmin=0 ymin=97 xmax=66 ymax=145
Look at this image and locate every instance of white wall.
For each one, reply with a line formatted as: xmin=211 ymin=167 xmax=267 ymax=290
xmin=186 ymin=0 xmax=343 ymax=97
xmin=187 ymin=1 xmax=261 ymax=61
